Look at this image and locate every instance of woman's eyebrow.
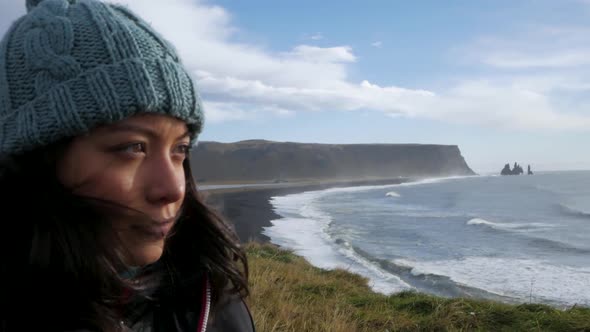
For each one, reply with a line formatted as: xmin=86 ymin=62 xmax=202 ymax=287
xmin=104 ymin=123 xmax=190 ymax=140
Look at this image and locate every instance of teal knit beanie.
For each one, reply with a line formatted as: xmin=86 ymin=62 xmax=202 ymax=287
xmin=0 ymin=0 xmax=204 ymax=159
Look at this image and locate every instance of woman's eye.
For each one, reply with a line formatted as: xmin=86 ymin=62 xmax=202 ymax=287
xmin=175 ymin=144 xmax=191 ymax=155
xmin=118 ymin=142 xmax=146 ymax=154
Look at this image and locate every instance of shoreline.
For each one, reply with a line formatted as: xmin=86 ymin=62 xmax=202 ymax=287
xmin=201 ymin=177 xmax=412 ymax=243
xmin=202 ymin=174 xmax=590 ymax=309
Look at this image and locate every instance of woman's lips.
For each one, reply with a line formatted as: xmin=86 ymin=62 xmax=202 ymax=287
xmin=138 ymin=218 xmax=175 ymax=239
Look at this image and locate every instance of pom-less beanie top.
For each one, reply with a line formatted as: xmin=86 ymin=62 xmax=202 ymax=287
xmin=0 ymin=0 xmax=204 ymax=159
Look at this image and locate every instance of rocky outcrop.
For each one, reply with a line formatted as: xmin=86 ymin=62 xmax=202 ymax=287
xmin=501 ymin=162 xmax=527 ymax=176
xmin=190 ymin=140 xmax=476 ymax=183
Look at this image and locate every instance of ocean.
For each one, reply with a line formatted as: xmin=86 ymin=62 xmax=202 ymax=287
xmin=262 ymin=170 xmax=590 ymax=308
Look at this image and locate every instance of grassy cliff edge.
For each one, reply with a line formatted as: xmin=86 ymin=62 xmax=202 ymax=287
xmin=245 ymin=243 xmax=590 ymax=332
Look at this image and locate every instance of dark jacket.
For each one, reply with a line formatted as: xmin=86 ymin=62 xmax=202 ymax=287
xmin=123 ymin=275 xmax=256 ymax=332
xmin=53 ymin=278 xmax=253 ymax=332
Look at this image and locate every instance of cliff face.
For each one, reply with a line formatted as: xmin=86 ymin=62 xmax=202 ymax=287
xmin=191 ymin=140 xmax=476 ymax=183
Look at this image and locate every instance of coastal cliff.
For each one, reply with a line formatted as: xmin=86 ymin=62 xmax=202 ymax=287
xmin=191 ymin=140 xmax=476 ymax=183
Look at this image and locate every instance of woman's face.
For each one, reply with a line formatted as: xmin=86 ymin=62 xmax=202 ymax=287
xmin=56 ymin=114 xmax=190 ymax=266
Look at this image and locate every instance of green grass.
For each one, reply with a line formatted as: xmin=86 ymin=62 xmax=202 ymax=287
xmin=245 ymin=242 xmax=590 ymax=332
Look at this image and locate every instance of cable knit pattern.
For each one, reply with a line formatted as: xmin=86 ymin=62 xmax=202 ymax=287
xmin=0 ymin=0 xmax=204 ymax=158
xmin=23 ymin=0 xmax=80 ymax=95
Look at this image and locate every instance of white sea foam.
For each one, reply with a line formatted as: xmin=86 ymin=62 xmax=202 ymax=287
xmin=263 ymin=175 xmax=493 ymax=295
xmin=386 ymin=191 xmax=400 ymax=197
xmin=317 ymin=175 xmax=483 ymax=197
xmin=397 ymin=175 xmax=480 ymax=187
xmin=467 ymin=218 xmax=555 ymax=231
xmin=264 ymin=189 xmax=412 ymax=294
xmin=393 ymin=257 xmax=590 ymax=306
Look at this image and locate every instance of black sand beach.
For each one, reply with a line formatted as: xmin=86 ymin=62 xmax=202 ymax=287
xmin=200 ymin=178 xmax=410 ymax=244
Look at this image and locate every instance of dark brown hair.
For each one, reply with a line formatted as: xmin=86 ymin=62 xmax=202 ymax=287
xmin=0 ymin=141 xmax=248 ymax=331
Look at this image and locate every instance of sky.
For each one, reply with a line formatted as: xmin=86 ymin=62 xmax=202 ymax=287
xmin=2 ymin=1 xmax=590 ymax=173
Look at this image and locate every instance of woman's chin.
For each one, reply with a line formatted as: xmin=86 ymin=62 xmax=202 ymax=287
xmin=127 ymin=241 xmax=165 ymax=266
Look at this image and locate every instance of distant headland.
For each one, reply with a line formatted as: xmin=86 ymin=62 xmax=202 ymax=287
xmin=191 ymin=140 xmax=476 ymax=183
xmin=501 ymin=162 xmax=533 ymax=175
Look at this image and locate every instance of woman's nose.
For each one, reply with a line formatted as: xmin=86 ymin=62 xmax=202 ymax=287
xmin=145 ymin=156 xmax=185 ymax=205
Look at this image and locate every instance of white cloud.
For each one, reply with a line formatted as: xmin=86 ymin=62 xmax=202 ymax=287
xmin=2 ymin=1 xmax=590 ymax=131
xmin=203 ymin=101 xmax=293 ymax=123
xmin=196 ymin=70 xmax=433 ymax=115
xmin=284 ymin=45 xmax=356 ymax=63
xmin=432 ymin=80 xmax=590 ymax=130
xmin=310 ymin=33 xmax=323 ymax=40
xmin=469 ymin=26 xmax=590 ymax=69
xmin=371 ymin=41 xmax=383 ymax=48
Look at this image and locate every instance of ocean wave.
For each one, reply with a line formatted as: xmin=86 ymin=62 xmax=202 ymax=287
xmin=332 ymin=239 xmax=413 ymax=293
xmin=466 ymin=218 xmax=554 ymax=231
xmin=557 ymin=203 xmax=590 ymax=219
xmin=349 ymin=248 xmax=516 ymax=301
xmin=527 ymin=237 xmax=590 ymax=255
xmin=531 ymin=183 xmax=590 ymax=196
xmin=269 ymin=191 xmax=332 ymax=226
xmin=266 ymin=190 xmax=412 ymax=295
xmin=271 ymin=174 xmax=483 ymax=203
xmin=338 ymin=240 xmax=492 ymax=300
xmin=392 ymin=257 xmax=590 ymax=307
xmin=392 ymin=210 xmax=470 ymax=218
xmin=386 ymin=191 xmax=400 ymax=198
xmin=395 ymin=175 xmax=481 ymax=187
xmin=466 ymin=218 xmax=589 ymax=254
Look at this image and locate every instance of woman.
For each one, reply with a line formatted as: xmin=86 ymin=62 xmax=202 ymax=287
xmin=0 ymin=0 xmax=254 ymax=331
